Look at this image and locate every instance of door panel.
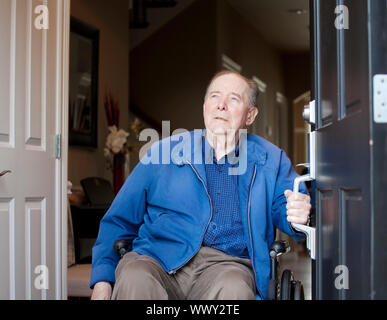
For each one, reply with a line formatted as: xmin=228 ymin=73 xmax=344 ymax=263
xmin=0 ymin=0 xmax=15 ymax=146
xmin=340 ymin=188 xmax=368 ymax=299
xmin=369 ymin=0 xmax=387 ymax=299
xmin=313 ymin=0 xmax=374 ymax=299
xmin=318 ymin=189 xmax=338 ymax=299
xmin=342 ymin=0 xmax=367 ymax=119
xmin=0 ymin=0 xmax=68 ymax=299
xmin=25 ymin=198 xmax=46 ymax=300
xmin=0 ymin=199 xmax=15 ymax=299
xmin=318 ymin=0 xmax=337 ymax=128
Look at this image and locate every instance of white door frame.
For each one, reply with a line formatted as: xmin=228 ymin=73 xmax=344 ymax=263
xmin=58 ymin=0 xmax=70 ymax=300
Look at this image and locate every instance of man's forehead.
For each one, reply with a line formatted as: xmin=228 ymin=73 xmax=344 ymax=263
xmin=209 ymin=74 xmax=248 ymax=93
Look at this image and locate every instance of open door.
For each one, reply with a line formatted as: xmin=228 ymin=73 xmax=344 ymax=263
xmin=310 ymin=0 xmax=387 ymax=299
xmin=0 ymin=0 xmax=70 ymax=299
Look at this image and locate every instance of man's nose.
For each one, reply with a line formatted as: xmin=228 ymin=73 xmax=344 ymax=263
xmin=217 ymin=97 xmax=227 ymax=110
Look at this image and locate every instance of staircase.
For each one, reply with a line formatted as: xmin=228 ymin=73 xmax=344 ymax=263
xmin=129 ymin=0 xmax=197 ymax=50
xmin=130 ymin=0 xmax=177 ymax=29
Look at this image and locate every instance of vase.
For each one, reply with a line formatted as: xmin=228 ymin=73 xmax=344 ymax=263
xmin=113 ymin=153 xmax=125 ymax=195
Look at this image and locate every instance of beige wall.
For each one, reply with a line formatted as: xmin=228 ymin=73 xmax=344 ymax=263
xmin=68 ymin=0 xmax=129 ymax=188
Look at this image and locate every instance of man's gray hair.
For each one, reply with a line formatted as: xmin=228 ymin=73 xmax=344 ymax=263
xmin=204 ymin=70 xmax=259 ymax=108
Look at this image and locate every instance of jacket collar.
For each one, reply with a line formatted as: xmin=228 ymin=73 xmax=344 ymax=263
xmin=171 ymin=129 xmax=267 ymax=171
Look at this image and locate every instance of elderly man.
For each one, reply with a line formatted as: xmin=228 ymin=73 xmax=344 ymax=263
xmin=90 ymin=70 xmax=311 ymax=300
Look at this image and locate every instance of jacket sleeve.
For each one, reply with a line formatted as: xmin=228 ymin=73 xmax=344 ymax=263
xmin=89 ymin=156 xmax=153 ymax=288
xmin=271 ymin=150 xmax=309 ymax=242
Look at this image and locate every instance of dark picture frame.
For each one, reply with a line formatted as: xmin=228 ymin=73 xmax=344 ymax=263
xmin=69 ymin=17 xmax=99 ymax=147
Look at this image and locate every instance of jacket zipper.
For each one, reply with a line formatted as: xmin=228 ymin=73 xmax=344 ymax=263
xmin=248 ymin=164 xmax=264 ymax=299
xmin=170 ymin=160 xmax=264 ymax=299
xmin=168 ymin=160 xmax=213 ymax=274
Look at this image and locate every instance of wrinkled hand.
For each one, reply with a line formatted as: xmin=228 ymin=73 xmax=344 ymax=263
xmin=284 ymin=190 xmax=311 ymax=225
xmin=91 ymin=281 xmax=112 ymax=300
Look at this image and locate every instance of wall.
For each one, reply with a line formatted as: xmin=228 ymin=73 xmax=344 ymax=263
xmin=282 ymin=52 xmax=311 ymax=160
xmin=130 ymin=0 xmax=289 ymax=151
xmin=129 ymin=0 xmax=310 ymax=160
xmin=130 ymin=0 xmax=217 ymax=132
xmin=68 ymin=0 xmax=129 ymax=188
xmin=130 ymin=0 xmax=197 ymax=50
xmin=216 ymin=0 xmax=286 ymax=148
xmin=282 ymin=52 xmax=311 ymax=103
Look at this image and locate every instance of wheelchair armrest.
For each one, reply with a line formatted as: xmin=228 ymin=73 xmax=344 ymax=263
xmin=269 ymin=240 xmax=290 ymax=258
xmin=113 ymin=239 xmax=131 ymax=257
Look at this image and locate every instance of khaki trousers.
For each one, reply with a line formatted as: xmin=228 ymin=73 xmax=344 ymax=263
xmin=111 ymin=246 xmax=256 ymax=300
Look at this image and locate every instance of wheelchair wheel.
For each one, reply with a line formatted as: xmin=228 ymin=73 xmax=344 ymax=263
xmin=292 ymin=281 xmax=305 ymax=300
xmin=280 ymin=270 xmax=293 ymax=300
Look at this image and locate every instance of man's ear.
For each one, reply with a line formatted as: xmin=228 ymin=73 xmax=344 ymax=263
xmin=246 ymin=107 xmax=259 ymax=126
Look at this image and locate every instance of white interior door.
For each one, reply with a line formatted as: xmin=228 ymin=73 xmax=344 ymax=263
xmin=0 ymin=0 xmax=69 ymax=300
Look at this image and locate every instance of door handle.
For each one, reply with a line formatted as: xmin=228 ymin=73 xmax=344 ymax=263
xmin=296 ymin=163 xmax=310 ymax=168
xmin=291 ymin=173 xmax=316 ymax=260
xmin=303 ymin=100 xmax=316 ymax=125
xmin=291 ymin=100 xmax=317 ymax=260
xmin=0 ymin=170 xmax=11 ymax=177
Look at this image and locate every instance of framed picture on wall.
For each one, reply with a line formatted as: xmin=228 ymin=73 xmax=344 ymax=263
xmin=69 ymin=16 xmax=99 ymax=147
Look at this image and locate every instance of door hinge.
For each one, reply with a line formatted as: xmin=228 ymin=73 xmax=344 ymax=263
xmin=55 ymin=134 xmax=61 ymax=159
xmin=374 ymin=75 xmax=387 ymax=123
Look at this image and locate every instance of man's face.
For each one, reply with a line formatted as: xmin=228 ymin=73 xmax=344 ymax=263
xmin=203 ymin=73 xmax=257 ymax=136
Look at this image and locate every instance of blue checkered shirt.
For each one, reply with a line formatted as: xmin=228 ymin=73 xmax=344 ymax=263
xmin=202 ymin=136 xmax=250 ymax=258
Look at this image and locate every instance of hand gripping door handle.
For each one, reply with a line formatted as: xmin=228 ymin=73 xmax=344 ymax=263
xmin=290 ymin=101 xmax=317 ymax=260
xmin=291 ymin=174 xmax=316 ymax=260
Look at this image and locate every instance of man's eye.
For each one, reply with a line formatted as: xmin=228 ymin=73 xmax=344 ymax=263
xmin=231 ymin=97 xmax=239 ymax=102
xmin=211 ymin=94 xmax=218 ymax=98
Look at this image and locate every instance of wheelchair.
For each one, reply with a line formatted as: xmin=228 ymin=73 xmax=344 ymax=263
xmin=267 ymin=240 xmax=305 ymax=300
xmin=113 ymin=238 xmax=304 ymax=300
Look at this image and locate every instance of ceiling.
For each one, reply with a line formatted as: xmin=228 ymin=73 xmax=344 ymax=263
xmin=130 ymin=0 xmax=197 ymax=50
xmin=227 ymin=0 xmax=310 ymax=52
xmin=130 ymin=0 xmax=310 ymax=52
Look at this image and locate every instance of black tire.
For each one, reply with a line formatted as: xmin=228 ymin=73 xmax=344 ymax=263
xmin=293 ymin=281 xmax=305 ymax=300
xmin=267 ymin=279 xmax=277 ymax=300
xmin=280 ymin=270 xmax=293 ymax=300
